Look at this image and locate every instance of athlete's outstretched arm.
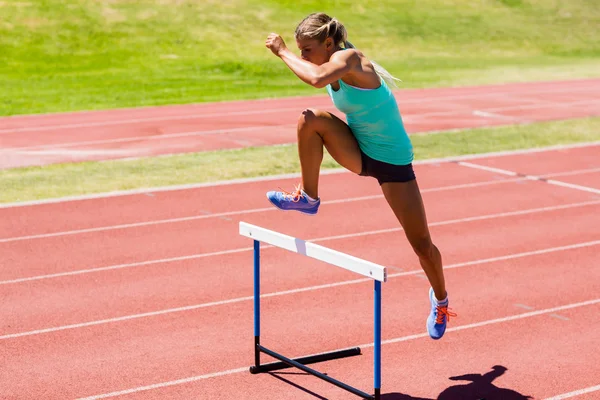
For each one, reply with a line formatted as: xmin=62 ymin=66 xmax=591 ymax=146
xmin=265 ymin=33 xmax=356 ymax=88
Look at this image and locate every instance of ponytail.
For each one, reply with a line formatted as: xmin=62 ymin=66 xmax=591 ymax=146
xmin=295 ymin=13 xmax=402 ymax=89
xmin=344 ymin=40 xmax=402 ymax=89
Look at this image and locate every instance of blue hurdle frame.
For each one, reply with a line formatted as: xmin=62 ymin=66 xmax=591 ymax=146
xmin=249 ymin=239 xmax=382 ymax=400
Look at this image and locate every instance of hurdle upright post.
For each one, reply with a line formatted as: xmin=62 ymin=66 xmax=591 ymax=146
xmin=253 ymin=239 xmax=260 ymax=369
xmin=374 ymin=280 xmax=382 ymax=400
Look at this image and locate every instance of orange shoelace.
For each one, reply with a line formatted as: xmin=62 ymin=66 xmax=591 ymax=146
xmin=435 ymin=306 xmax=457 ymax=324
xmin=279 ymin=184 xmax=303 ymax=202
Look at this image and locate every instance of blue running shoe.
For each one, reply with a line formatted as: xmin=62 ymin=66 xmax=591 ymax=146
xmin=266 ymin=185 xmax=320 ymax=215
xmin=426 ymin=287 xmax=456 ymax=340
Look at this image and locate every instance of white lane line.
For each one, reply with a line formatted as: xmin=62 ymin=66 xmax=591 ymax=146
xmin=0 ymin=207 xmax=274 ymax=243
xmin=0 ymin=247 xmax=252 ymax=285
xmin=0 ymin=177 xmax=526 ymax=242
xmin=1 ymin=141 xmax=598 ymax=209
xmin=3 ymin=199 xmax=599 ymax=285
xmin=473 ymin=110 xmax=519 ymax=120
xmin=458 ymin=161 xmax=520 ymax=176
xmin=541 ymin=167 xmax=600 ymax=178
xmin=76 ymin=297 xmax=600 ymax=399
xmin=3 ymin=97 xmax=599 ymax=151
xmin=536 ymin=179 xmax=600 ymax=195
xmin=365 ymin=297 xmax=600 ymax=348
xmin=0 ymin=107 xmax=305 ymax=134
xmin=3 ymin=238 xmax=600 ymax=339
xmin=3 ymin=84 xmax=598 ymax=134
xmin=1 ymin=124 xmax=299 ymax=153
xmin=544 ymin=385 xmax=600 ymax=400
xmin=458 ymin=161 xmax=600 ymax=195
xmin=76 ymin=365 xmax=251 ymax=400
xmin=406 ymin=98 xmax=600 ymax=122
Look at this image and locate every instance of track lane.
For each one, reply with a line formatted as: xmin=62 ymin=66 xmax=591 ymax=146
xmin=1 ymin=79 xmax=599 ymax=168
xmin=2 ymin=173 xmax=597 ymax=281
xmin=2 ymin=244 xmax=598 ymax=399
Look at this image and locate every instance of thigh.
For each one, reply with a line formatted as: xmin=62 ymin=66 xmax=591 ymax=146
xmin=302 ymin=109 xmax=362 ymax=174
xmin=380 ymin=180 xmax=432 ymax=245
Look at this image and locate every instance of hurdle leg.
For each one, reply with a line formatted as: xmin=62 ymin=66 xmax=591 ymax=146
xmin=374 ymin=280 xmax=381 ymax=400
xmin=253 ymin=240 xmax=260 ymax=371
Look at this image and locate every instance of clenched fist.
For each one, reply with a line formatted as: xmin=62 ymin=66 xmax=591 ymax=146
xmin=265 ymin=33 xmax=288 ymax=56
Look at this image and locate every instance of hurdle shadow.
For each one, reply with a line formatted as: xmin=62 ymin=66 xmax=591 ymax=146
xmin=268 ymin=372 xmax=329 ymax=400
xmin=381 ymin=365 xmax=533 ymax=400
xmin=265 ymin=365 xmax=531 ymax=400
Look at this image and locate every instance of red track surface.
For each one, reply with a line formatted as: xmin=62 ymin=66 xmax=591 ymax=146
xmin=1 ymin=141 xmax=600 ymax=399
xmin=1 ymin=79 xmax=599 ymax=169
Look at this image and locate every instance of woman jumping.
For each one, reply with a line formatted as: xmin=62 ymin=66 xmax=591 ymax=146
xmin=264 ymin=12 xmax=455 ymax=339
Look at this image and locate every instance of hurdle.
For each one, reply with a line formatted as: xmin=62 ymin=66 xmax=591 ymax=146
xmin=240 ymin=222 xmax=386 ymax=400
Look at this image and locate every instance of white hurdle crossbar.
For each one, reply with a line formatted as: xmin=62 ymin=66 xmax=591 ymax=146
xmin=240 ymin=221 xmax=386 ymax=400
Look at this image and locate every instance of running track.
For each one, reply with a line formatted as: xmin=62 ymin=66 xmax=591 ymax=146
xmin=1 ymin=142 xmax=600 ymax=399
xmin=1 ymin=79 xmax=599 ymax=169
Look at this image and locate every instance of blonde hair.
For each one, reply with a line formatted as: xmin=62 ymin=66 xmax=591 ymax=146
xmin=294 ymin=12 xmax=401 ymax=89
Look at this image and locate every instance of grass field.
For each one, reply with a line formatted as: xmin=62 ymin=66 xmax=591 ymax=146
xmin=1 ymin=1 xmax=598 ymax=203
xmin=1 ymin=117 xmax=599 ymax=204
xmin=1 ymin=0 xmax=599 ymax=116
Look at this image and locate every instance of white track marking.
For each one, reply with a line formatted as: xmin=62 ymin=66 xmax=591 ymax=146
xmin=544 ymin=385 xmax=600 ymax=399
xmin=76 ymin=297 xmax=600 ymax=399
xmin=309 ymin=200 xmax=600 ymax=243
xmin=458 ymin=161 xmax=600 ymax=195
xmin=364 ymin=298 xmax=600 ymax=347
xmin=3 ymin=98 xmax=599 ymax=152
xmin=2 ymin=238 xmax=600 ymax=339
xmin=0 ymin=177 xmax=527 ymax=242
xmin=0 ymin=247 xmax=252 ymax=285
xmin=1 ymin=124 xmax=299 ymax=152
xmin=541 ymin=167 xmax=600 ymax=178
xmin=458 ymin=162 xmax=519 ymax=176
xmin=2 ymin=83 xmax=598 ymax=134
xmin=0 ymin=169 xmax=343 ymax=209
xmin=2 ymin=199 xmax=599 ymax=285
xmin=75 ymin=366 xmax=251 ymax=400
xmin=0 ymin=107 xmax=305 ymax=134
xmin=472 ymin=110 xmax=516 ymax=120
xmin=4 ymin=166 xmax=599 ymax=242
xmin=1 ymin=141 xmax=598 ymax=209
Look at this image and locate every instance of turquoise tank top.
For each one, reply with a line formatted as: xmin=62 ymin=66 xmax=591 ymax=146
xmin=326 ymin=78 xmax=413 ymax=165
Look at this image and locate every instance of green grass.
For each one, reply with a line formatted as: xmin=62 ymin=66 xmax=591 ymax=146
xmin=1 ymin=0 xmax=599 ymax=116
xmin=1 ymin=117 xmax=599 ymax=204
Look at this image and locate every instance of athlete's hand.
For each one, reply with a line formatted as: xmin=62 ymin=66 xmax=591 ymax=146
xmin=265 ymin=33 xmax=287 ymax=56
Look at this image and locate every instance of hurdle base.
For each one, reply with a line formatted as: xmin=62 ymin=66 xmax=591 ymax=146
xmin=250 ymin=346 xmax=361 ymax=374
xmin=250 ymin=344 xmax=374 ymax=399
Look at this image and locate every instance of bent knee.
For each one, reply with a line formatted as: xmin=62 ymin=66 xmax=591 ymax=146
xmin=298 ymin=108 xmax=325 ymax=128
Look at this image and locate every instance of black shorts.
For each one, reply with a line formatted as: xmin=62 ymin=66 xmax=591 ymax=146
xmin=359 ymin=150 xmax=416 ymax=185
